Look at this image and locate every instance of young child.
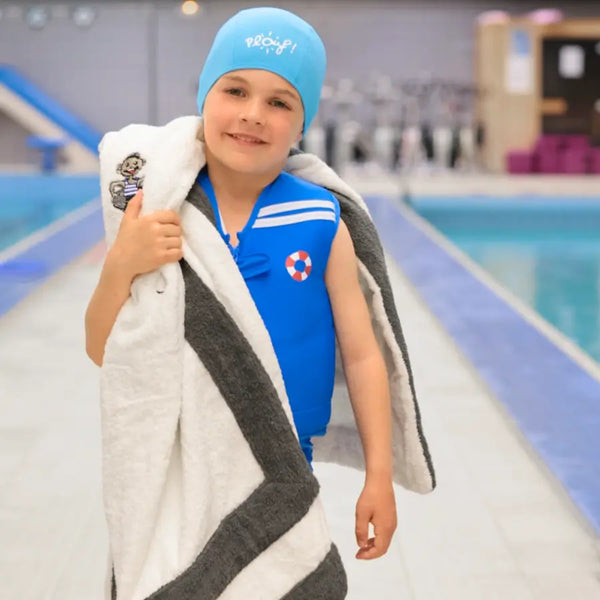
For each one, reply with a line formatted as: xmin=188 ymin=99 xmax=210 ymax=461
xmin=86 ymin=6 xmax=397 ymax=564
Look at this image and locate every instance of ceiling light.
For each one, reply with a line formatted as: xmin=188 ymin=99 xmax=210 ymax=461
xmin=181 ymin=1 xmax=201 ymax=17
xmin=71 ymin=5 xmax=96 ymax=28
xmin=25 ymin=6 xmax=50 ymax=30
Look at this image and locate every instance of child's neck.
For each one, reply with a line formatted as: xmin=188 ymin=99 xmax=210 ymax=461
xmin=205 ymin=153 xmax=282 ymax=207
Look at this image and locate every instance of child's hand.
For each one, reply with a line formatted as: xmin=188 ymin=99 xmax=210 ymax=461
xmin=109 ymin=190 xmax=183 ymax=279
xmin=355 ymin=478 xmax=397 ymax=560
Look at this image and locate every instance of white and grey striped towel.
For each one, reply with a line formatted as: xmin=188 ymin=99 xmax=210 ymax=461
xmin=98 ymin=115 xmax=435 ymax=600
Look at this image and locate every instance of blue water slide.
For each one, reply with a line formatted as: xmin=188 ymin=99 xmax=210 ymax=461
xmin=0 ymin=63 xmax=102 ymax=154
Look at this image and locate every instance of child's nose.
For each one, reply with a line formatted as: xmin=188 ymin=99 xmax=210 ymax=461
xmin=239 ymin=99 xmax=265 ymax=125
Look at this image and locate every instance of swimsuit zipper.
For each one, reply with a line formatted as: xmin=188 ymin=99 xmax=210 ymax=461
xmin=223 ymin=232 xmax=240 ymax=264
xmin=231 ymin=241 xmax=240 ymax=263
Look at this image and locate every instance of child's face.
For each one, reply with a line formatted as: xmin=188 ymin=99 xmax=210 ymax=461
xmin=202 ymin=69 xmax=304 ymax=177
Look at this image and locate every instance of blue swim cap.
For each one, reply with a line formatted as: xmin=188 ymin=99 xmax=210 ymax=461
xmin=197 ymin=7 xmax=326 ymax=133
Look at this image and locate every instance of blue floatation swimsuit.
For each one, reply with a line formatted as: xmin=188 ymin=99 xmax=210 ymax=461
xmin=198 ymin=167 xmax=340 ymax=470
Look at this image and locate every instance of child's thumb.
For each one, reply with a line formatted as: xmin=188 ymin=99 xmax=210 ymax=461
xmin=355 ymin=515 xmax=369 ymax=548
xmin=125 ymin=190 xmax=143 ymax=218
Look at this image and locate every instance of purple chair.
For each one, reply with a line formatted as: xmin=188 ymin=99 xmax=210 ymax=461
xmin=589 ymin=148 xmax=600 ymax=174
xmin=560 ymin=147 xmax=589 ymax=174
xmin=537 ymin=147 xmax=561 ymax=173
xmin=534 ymin=135 xmax=565 ymax=173
xmin=535 ymin=134 xmax=563 ymax=154
xmin=562 ymin=134 xmax=589 ymax=150
xmin=506 ymin=150 xmax=535 ymax=174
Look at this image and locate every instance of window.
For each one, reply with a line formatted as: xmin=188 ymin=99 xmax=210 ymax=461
xmin=559 ymin=45 xmax=585 ymax=79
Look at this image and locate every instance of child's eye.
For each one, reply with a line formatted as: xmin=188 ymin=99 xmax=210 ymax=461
xmin=225 ymin=88 xmax=244 ymax=97
xmin=270 ymin=99 xmax=290 ymax=110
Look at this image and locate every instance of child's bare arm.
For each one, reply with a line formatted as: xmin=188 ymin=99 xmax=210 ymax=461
xmin=325 ymin=219 xmax=397 ymax=561
xmin=325 ymin=220 xmax=393 ymax=479
xmin=85 ymin=253 xmax=135 ymax=366
xmin=85 ymin=190 xmax=183 ymax=366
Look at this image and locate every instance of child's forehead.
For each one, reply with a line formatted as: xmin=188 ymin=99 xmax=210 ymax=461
xmin=217 ymin=69 xmax=300 ymax=97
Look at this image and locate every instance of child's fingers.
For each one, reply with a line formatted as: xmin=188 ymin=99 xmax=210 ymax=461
xmin=355 ymin=520 xmax=394 ymax=560
xmin=374 ymin=519 xmax=394 ymax=554
xmin=151 ymin=209 xmax=181 ymax=225
xmin=355 ymin=537 xmax=376 ymax=559
xmin=159 ymin=223 xmax=182 ymax=238
xmin=354 ymin=509 xmax=371 ymax=549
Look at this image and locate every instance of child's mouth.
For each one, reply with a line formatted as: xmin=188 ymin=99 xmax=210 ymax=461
xmin=228 ymin=133 xmax=266 ymax=145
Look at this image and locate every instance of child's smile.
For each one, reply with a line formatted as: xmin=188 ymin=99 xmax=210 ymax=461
xmin=227 ymin=132 xmax=267 ymax=146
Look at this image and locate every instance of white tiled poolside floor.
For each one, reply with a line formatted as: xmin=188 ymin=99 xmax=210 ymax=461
xmin=1 ymin=239 xmax=599 ymax=599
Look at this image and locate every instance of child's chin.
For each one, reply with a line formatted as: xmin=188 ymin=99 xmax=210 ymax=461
xmin=225 ymin=157 xmax=278 ymax=176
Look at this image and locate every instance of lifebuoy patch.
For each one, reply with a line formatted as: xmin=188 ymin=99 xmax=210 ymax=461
xmin=286 ymin=250 xmax=312 ymax=281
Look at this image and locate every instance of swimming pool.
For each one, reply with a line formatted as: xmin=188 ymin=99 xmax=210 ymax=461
xmin=0 ymin=174 xmax=100 ymax=252
xmin=411 ymin=196 xmax=600 ymax=365
xmin=0 ymin=174 xmax=102 ymax=316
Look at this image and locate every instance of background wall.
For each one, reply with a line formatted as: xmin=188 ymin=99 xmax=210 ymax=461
xmin=1 ymin=0 xmax=599 ymax=151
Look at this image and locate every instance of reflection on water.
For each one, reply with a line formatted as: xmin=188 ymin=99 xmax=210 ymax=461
xmin=417 ymin=201 xmax=600 ymax=365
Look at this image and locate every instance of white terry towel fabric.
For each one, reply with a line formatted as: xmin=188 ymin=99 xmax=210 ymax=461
xmin=98 ymin=115 xmax=435 ymax=600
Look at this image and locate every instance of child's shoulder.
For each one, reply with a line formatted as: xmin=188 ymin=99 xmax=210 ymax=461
xmin=278 ymin=170 xmax=338 ymax=203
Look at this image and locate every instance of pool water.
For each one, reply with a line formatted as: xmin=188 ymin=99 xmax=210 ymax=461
xmin=0 ymin=175 xmax=99 ymax=253
xmin=413 ymin=196 xmax=600 ymax=365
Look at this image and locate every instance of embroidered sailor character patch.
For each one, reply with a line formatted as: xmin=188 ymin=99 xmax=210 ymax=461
xmin=109 ymin=152 xmax=146 ymax=211
xmin=286 ymin=250 xmax=312 ymax=281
